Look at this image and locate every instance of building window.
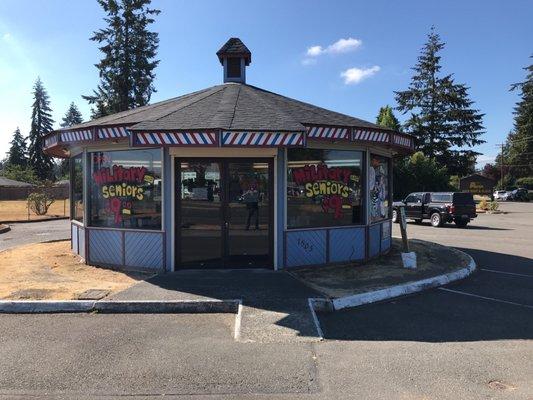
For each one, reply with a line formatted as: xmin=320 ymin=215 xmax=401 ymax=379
xmin=369 ymin=154 xmax=390 ymax=223
xmin=71 ymin=154 xmax=84 ymax=222
xmin=287 ymin=148 xmax=364 ymax=229
xmin=89 ymin=149 xmax=162 ymax=230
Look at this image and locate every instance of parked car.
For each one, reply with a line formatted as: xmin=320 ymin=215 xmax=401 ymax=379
xmin=508 ymin=188 xmax=529 ymax=202
xmin=493 ymin=190 xmax=510 ymax=201
xmin=392 ymin=192 xmax=477 ymax=228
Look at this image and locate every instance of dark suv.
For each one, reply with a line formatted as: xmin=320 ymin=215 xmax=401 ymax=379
xmin=392 ymin=192 xmax=477 ymax=228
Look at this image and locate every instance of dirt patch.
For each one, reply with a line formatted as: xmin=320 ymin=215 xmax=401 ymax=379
xmin=290 ymin=238 xmax=471 ymax=299
xmin=0 ymin=240 xmax=150 ymax=300
xmin=0 ymin=200 xmax=70 ymax=222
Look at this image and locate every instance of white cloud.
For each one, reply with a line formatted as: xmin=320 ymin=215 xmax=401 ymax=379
xmin=305 ymin=37 xmax=362 ymax=57
xmin=301 ymin=57 xmax=317 ymax=66
xmin=328 ymin=38 xmax=362 ymax=54
xmin=306 ymin=45 xmax=323 ymax=57
xmin=340 ymin=66 xmax=381 ymax=84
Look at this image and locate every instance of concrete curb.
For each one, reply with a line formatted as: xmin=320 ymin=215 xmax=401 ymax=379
xmin=0 ymin=300 xmax=95 ymax=313
xmin=332 ymin=250 xmax=476 ymax=310
xmin=0 ymin=224 xmax=10 ymax=234
xmin=0 ymin=299 xmax=240 ymax=314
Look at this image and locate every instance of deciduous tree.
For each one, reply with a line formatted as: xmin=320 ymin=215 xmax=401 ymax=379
xmin=376 ymin=105 xmax=401 ymax=131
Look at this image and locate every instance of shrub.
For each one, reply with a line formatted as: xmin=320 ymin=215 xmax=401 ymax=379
xmin=27 ymin=192 xmax=55 ymax=215
xmin=1 ymin=164 xmax=39 ymax=184
xmin=488 ymin=200 xmax=499 ymax=211
xmin=478 ymin=198 xmax=489 ymax=210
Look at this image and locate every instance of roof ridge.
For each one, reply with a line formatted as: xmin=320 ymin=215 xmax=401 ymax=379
xmin=61 ymin=86 xmax=218 ymax=131
xmin=228 ymin=84 xmax=242 ymax=129
xmin=246 ymin=84 xmax=383 ymax=129
xmin=140 ymin=85 xmax=228 ymax=126
xmin=238 ymin=84 xmax=304 ymax=131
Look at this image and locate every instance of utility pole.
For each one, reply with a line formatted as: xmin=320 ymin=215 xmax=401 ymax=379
xmin=500 ymin=143 xmax=504 ymax=188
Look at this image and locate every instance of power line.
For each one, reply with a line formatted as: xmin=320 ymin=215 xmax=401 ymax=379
xmin=506 ymin=136 xmax=533 ymax=144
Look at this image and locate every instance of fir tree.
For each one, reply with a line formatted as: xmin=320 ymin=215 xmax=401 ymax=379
xmin=507 ymin=56 xmax=533 ymax=179
xmin=83 ymin=0 xmax=160 ymax=118
xmin=6 ymin=127 xmax=28 ymax=167
xmin=61 ymin=102 xmax=84 ymax=128
xmin=395 ymin=28 xmax=485 ymax=176
xmin=376 ymin=105 xmax=401 ymax=131
xmin=59 ymin=102 xmax=84 ymax=177
xmin=28 ymin=77 xmax=55 ymax=181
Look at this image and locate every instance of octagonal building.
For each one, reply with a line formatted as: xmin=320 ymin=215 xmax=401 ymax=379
xmin=44 ymin=38 xmax=414 ymax=271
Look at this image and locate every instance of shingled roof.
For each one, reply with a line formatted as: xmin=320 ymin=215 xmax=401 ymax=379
xmin=216 ymin=38 xmax=251 ymax=65
xmin=60 ymin=83 xmax=385 ymax=133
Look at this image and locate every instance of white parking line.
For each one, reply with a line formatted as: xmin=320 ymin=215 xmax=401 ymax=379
xmin=480 ymin=268 xmax=533 ymax=278
xmin=438 ymin=288 xmax=533 ymax=310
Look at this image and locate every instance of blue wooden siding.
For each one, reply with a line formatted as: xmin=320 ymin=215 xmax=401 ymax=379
xmin=78 ymin=227 xmax=86 ymax=259
xmin=88 ymin=229 xmax=123 ymax=266
xmin=71 ymin=223 xmax=78 ymax=254
xmin=369 ymin=223 xmax=381 ymax=258
xmin=285 ymin=229 xmax=327 ymax=267
xmin=329 ymin=227 xmax=365 ymax=262
xmin=125 ymin=232 xmax=163 ymax=270
xmin=381 ymin=221 xmax=391 ymax=252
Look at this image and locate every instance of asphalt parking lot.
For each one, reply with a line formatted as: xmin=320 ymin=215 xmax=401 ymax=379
xmin=0 ymin=203 xmax=531 ymax=399
xmin=0 ymin=219 xmax=70 ymax=251
xmin=318 ymin=201 xmax=533 ymax=399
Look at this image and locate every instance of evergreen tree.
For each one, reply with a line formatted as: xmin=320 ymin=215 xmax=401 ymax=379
xmin=83 ymin=0 xmax=160 ymax=118
xmin=507 ymin=56 xmax=533 ymax=179
xmin=60 ymin=102 xmax=84 ymax=128
xmin=59 ymin=102 xmax=84 ymax=177
xmin=395 ymin=28 xmax=485 ymax=176
xmin=28 ymin=77 xmax=55 ymax=181
xmin=376 ymin=105 xmax=401 ymax=131
xmin=6 ymin=127 xmax=28 ymax=167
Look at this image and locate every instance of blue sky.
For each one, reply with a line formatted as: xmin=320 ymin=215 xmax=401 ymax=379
xmin=0 ymin=0 xmax=531 ymax=166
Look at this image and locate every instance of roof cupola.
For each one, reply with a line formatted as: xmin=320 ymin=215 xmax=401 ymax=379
xmin=216 ymin=38 xmax=251 ymax=84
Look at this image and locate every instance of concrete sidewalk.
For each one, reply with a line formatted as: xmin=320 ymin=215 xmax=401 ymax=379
xmin=110 ymin=269 xmax=325 ymax=343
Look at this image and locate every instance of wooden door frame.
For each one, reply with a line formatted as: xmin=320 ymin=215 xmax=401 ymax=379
xmin=174 ymin=157 xmax=274 ymax=269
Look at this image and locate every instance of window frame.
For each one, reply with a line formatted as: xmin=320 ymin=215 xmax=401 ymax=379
xmin=369 ymin=153 xmax=392 ymax=224
xmin=69 ymin=153 xmax=84 ymax=223
xmin=87 ymin=147 xmax=164 ymax=231
xmin=285 ymin=148 xmax=366 ymax=230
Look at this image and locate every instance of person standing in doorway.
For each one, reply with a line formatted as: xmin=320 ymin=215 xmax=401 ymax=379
xmin=243 ymin=183 xmax=260 ymax=230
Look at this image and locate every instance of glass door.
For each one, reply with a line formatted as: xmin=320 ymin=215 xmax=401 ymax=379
xmin=225 ymin=161 xmax=271 ymax=268
xmin=178 ymin=161 xmax=223 ymax=267
xmin=176 ymin=158 xmax=272 ymax=268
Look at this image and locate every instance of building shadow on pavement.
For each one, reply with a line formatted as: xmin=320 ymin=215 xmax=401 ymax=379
xmin=318 ymin=247 xmax=533 ymax=343
xmin=110 ymin=247 xmax=532 ymax=342
xmin=110 ymin=268 xmax=325 ymax=340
